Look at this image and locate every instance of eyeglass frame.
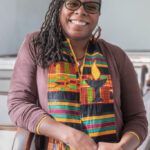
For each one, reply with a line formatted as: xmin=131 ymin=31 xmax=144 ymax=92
xmin=64 ymin=0 xmax=101 ymax=14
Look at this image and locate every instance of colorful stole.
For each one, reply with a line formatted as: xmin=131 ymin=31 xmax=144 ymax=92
xmin=47 ymin=38 xmax=117 ymax=150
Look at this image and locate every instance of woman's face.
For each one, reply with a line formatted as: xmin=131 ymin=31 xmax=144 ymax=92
xmin=59 ymin=0 xmax=100 ymax=41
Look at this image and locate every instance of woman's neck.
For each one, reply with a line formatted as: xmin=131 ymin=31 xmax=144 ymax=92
xmin=69 ymin=38 xmax=89 ymax=59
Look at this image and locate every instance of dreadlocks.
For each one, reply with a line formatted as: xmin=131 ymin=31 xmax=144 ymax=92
xmin=33 ymin=0 xmax=66 ymax=68
xmin=33 ymin=0 xmax=102 ymax=68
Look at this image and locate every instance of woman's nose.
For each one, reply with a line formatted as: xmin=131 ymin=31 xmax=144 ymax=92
xmin=74 ymin=5 xmax=87 ymax=16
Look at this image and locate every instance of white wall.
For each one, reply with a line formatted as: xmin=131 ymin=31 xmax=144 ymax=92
xmin=0 ymin=0 xmax=50 ymax=55
xmin=0 ymin=0 xmax=150 ymax=55
xmin=100 ymin=0 xmax=150 ymax=50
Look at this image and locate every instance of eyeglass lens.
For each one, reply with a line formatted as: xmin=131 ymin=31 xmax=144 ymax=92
xmin=65 ymin=0 xmax=100 ymax=14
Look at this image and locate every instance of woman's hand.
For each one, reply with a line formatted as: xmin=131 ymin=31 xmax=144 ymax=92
xmin=67 ymin=129 xmax=97 ymax=150
xmin=98 ymin=142 xmax=123 ymax=150
xmin=98 ymin=131 xmax=140 ymax=150
xmin=37 ymin=116 xmax=97 ymax=150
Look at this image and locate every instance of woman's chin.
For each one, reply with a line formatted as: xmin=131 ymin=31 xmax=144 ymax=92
xmin=67 ymin=33 xmax=91 ymax=41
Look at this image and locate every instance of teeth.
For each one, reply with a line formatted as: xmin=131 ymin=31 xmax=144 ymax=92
xmin=71 ymin=20 xmax=86 ymax=26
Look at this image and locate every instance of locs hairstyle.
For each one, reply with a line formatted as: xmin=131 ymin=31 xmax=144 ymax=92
xmin=33 ymin=0 xmax=67 ymax=68
xmin=33 ymin=0 xmax=101 ymax=68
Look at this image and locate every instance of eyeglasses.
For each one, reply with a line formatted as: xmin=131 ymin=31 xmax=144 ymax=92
xmin=65 ymin=0 xmax=101 ymax=14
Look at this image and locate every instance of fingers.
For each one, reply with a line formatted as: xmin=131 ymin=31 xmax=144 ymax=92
xmin=69 ymin=131 xmax=97 ymax=150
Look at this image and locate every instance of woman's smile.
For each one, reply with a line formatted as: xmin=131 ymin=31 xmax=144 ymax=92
xmin=69 ymin=19 xmax=89 ymax=26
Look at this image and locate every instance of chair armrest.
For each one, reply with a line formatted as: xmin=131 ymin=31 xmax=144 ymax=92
xmin=12 ymin=127 xmax=34 ymax=150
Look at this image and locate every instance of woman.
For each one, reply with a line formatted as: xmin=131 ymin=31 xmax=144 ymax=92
xmin=7 ymin=0 xmax=148 ymax=149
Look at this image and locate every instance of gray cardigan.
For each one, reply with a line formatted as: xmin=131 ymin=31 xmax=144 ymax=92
xmin=7 ymin=32 xmax=148 ymax=145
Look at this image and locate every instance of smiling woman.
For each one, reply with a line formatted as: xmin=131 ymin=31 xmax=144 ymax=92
xmin=7 ymin=0 xmax=148 ymax=150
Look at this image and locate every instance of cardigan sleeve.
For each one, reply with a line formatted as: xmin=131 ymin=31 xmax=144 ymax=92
xmin=116 ymin=48 xmax=148 ymax=144
xmin=7 ymin=32 xmax=49 ymax=133
xmin=99 ymin=39 xmax=148 ymax=145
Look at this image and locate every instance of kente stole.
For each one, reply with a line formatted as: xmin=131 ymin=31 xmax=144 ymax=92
xmin=47 ymin=39 xmax=117 ymax=150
